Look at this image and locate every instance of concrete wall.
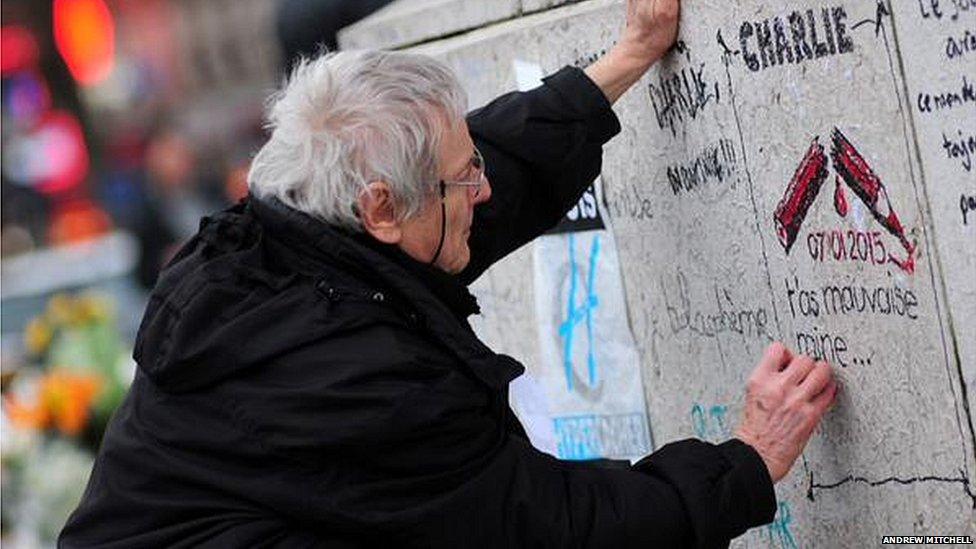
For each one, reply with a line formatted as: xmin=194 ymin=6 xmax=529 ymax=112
xmin=341 ymin=0 xmax=976 ymax=544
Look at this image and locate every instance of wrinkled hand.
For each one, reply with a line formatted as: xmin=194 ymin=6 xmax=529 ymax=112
xmin=619 ymin=0 xmax=681 ymax=64
xmin=584 ymin=0 xmax=681 ymax=103
xmin=734 ymin=342 xmax=838 ymax=483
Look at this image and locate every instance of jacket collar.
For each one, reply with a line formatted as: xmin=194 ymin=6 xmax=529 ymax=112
xmin=349 ymin=231 xmax=481 ymax=323
xmin=248 ymin=195 xmax=523 ymax=389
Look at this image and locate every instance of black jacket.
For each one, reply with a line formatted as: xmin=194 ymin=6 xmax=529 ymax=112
xmin=60 ymin=67 xmax=775 ymax=548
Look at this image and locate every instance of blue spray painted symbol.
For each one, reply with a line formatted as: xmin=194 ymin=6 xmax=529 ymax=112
xmin=558 ymin=233 xmax=601 ymax=392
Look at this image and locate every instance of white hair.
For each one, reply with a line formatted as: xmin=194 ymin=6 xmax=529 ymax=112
xmin=247 ymin=50 xmax=468 ymax=230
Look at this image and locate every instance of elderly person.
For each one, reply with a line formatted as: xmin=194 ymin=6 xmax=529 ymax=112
xmin=61 ymin=1 xmax=837 ymax=546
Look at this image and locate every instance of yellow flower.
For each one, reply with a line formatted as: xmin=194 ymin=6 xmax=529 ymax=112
xmin=45 ymin=294 xmax=76 ymax=327
xmin=75 ymin=294 xmax=112 ymax=324
xmin=24 ymin=318 xmax=53 ymax=356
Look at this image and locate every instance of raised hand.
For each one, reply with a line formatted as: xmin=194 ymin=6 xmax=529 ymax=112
xmin=620 ymin=0 xmax=682 ymax=64
xmin=583 ymin=0 xmax=681 ymax=103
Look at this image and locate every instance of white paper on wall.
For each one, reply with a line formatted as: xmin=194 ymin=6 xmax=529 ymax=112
xmin=529 ymin=179 xmax=652 ymax=461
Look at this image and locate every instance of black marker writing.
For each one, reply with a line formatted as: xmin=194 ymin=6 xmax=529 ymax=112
xmin=962 ymin=193 xmax=976 ymax=225
xmin=647 ymin=63 xmax=720 ymax=137
xmin=665 ymin=139 xmax=737 ymax=195
xmin=942 ymin=129 xmax=976 ymax=172
xmin=917 ymin=74 xmax=976 ymax=114
xmin=946 ymin=28 xmax=976 ymax=60
xmin=739 ymin=5 xmax=854 ymax=73
xmin=784 ymin=276 xmax=920 ymax=320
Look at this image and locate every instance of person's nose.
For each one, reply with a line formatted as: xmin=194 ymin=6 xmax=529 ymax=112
xmin=473 ymin=175 xmax=492 ymax=205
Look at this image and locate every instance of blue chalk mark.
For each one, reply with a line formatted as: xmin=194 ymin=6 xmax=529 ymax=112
xmin=765 ymin=502 xmax=797 ymax=549
xmin=710 ymin=405 xmax=730 ymax=439
xmin=691 ymin=404 xmax=708 ymax=439
xmin=691 ymin=403 xmax=731 ymax=441
xmin=558 ymin=234 xmax=601 ymax=392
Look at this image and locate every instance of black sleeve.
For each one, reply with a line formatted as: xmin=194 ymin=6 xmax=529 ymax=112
xmin=287 ymin=367 xmax=777 ymax=548
xmin=298 ymin=427 xmax=778 ymax=548
xmin=460 ymin=65 xmax=621 ymax=284
xmin=448 ymin=435 xmax=778 ymax=548
xmin=632 ymin=438 xmax=779 ymax=547
xmin=502 ymin=409 xmax=777 ymax=546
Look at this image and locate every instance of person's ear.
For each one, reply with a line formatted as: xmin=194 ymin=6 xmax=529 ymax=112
xmin=358 ymin=181 xmax=403 ymax=244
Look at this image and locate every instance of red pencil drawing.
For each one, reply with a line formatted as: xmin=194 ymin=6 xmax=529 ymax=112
xmin=773 ymin=128 xmax=916 ymax=273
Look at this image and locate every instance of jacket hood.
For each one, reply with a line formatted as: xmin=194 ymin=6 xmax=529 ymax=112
xmin=132 ymin=200 xmax=316 ymax=392
xmin=133 ymin=197 xmax=523 ymax=393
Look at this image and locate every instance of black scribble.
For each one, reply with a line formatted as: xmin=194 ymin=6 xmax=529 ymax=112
xmin=715 ymin=29 xmax=740 ymax=58
xmin=850 ymin=0 xmax=891 ymax=37
xmin=672 ymin=40 xmax=692 ymax=63
xmin=807 ymin=470 xmax=976 ymax=508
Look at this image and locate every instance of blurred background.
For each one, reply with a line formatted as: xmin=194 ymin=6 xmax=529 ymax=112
xmin=0 ymin=0 xmax=389 ymax=545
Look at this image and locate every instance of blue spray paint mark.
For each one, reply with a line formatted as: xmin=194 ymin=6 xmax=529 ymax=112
xmin=558 ymin=234 xmax=601 ymax=391
xmin=585 ymin=236 xmax=601 ymax=386
xmin=765 ymin=502 xmax=797 ymax=549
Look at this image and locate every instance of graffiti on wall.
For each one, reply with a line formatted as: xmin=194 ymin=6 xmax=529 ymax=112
xmin=773 ymin=128 xmax=917 ymax=273
xmin=559 ymin=233 xmax=601 ymax=392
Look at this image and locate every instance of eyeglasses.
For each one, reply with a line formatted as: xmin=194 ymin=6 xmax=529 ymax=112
xmin=439 ymin=147 xmax=486 ymax=199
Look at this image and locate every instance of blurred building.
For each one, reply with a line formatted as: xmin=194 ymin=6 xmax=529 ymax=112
xmin=2 ymin=0 xmax=282 ymax=340
xmin=1 ymin=2 xmax=396 ymax=544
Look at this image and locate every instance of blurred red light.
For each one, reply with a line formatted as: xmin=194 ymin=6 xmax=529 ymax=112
xmin=53 ymin=0 xmax=116 ymax=86
xmin=1 ymin=26 xmax=41 ymax=75
xmin=49 ymin=199 xmax=113 ymax=244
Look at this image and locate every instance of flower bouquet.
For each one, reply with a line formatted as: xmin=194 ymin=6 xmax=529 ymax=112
xmin=1 ymin=292 xmax=133 ymax=545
